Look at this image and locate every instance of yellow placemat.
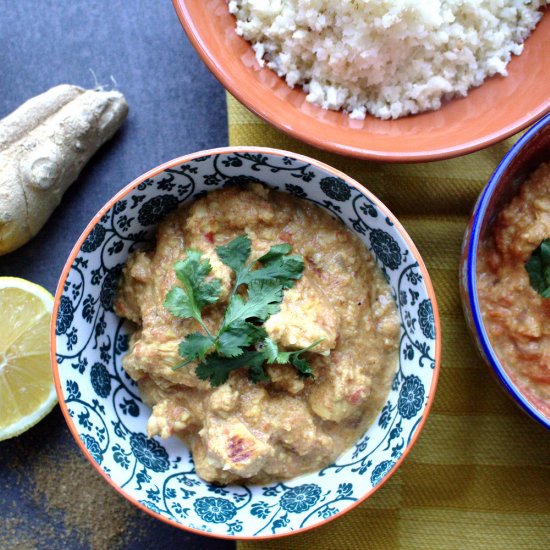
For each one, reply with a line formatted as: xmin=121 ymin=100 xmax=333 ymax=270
xmin=227 ymin=94 xmax=550 ymax=549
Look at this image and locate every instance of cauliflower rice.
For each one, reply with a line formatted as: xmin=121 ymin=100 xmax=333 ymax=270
xmin=228 ymin=0 xmax=547 ymax=119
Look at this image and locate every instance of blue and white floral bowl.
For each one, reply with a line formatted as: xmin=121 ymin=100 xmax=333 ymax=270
xmin=52 ymin=147 xmax=441 ymax=539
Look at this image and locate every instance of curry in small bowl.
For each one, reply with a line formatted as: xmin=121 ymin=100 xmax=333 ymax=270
xmin=477 ymin=162 xmax=549 ymax=415
xmin=461 ymin=113 xmax=550 ymax=427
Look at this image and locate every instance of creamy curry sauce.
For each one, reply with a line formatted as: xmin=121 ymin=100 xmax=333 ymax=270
xmin=115 ymin=184 xmax=399 ymax=484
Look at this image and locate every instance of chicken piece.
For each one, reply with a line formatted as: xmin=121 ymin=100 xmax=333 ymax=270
xmin=120 ymin=331 xmax=146 ymax=381
xmin=308 ymin=351 xmax=374 ymax=423
xmin=147 ymin=399 xmax=192 ymax=439
xmin=122 ymin=337 xmax=209 ymax=390
xmin=125 ymin=337 xmax=178 ymax=369
xmin=199 ymin=417 xmax=274 ymax=480
xmin=265 ymin=275 xmax=339 ymax=353
xmin=266 ymin=365 xmax=304 ymax=394
xmin=191 ymin=437 xmax=227 ymax=483
xmin=208 ymin=383 xmax=240 ymax=416
xmin=239 ymin=383 xmax=269 ymax=424
xmin=266 ymin=395 xmax=333 ymax=457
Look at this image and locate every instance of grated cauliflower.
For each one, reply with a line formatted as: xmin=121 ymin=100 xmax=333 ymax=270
xmin=228 ymin=0 xmax=547 ymax=119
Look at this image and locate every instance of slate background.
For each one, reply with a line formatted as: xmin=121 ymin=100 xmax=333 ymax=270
xmin=0 ymin=1 xmax=232 ymax=548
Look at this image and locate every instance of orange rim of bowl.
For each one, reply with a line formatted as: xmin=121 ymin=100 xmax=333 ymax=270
xmin=51 ymin=146 xmax=442 ymax=540
xmin=172 ymin=1 xmax=550 ymax=162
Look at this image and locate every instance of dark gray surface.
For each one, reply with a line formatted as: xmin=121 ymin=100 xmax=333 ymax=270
xmin=0 ymin=1 xmax=231 ymax=548
xmin=0 ymin=0 xmax=228 ymax=294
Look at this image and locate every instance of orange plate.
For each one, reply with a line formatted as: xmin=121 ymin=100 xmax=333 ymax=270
xmin=173 ymin=1 xmax=550 ymax=162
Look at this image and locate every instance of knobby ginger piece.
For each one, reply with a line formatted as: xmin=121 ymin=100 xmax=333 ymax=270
xmin=0 ymin=84 xmax=128 ymax=255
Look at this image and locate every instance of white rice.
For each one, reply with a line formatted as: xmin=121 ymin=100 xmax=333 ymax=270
xmin=228 ymin=0 xmax=547 ymax=119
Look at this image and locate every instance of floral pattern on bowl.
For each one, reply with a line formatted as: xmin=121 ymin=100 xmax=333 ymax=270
xmin=52 ymin=148 xmax=440 ymax=539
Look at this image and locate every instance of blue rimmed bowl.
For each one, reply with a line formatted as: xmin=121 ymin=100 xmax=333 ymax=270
xmin=52 ymin=147 xmax=440 ymax=540
xmin=460 ymin=113 xmax=550 ymax=429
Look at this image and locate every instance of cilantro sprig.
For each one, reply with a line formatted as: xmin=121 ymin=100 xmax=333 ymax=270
xmin=525 ymin=238 xmax=550 ymax=298
xmin=164 ymin=234 xmax=323 ymax=386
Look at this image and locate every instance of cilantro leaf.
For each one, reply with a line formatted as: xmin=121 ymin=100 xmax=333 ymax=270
xmin=216 ymin=234 xmax=251 ymax=277
xmin=262 ymin=338 xmax=291 ymax=364
xmin=174 ymin=251 xmax=221 ymax=310
xmin=257 ymin=243 xmax=292 ymax=263
xmin=221 ymin=281 xmax=284 ymax=328
xmin=261 ymin=337 xmax=322 ymax=378
xmin=196 ymin=351 xmax=264 ymax=387
xmin=165 ymin=250 xmax=221 ymax=327
xmin=217 ymin=237 xmax=303 ymax=292
xmin=291 ymin=354 xmax=314 ymax=378
xmin=164 ymin=286 xmax=197 ymax=320
xmin=525 ymin=239 xmax=550 ymax=298
xmin=196 ymin=279 xmax=223 ymax=308
xmin=247 ymin=359 xmax=270 ymax=383
xmin=242 ymin=252 xmax=304 ymax=289
xmin=262 ymin=337 xmax=279 ymax=363
xmin=166 ymin=234 xmax=320 ymax=384
xmin=178 ymin=332 xmax=215 ymax=362
xmin=216 ymin=322 xmax=267 ymax=357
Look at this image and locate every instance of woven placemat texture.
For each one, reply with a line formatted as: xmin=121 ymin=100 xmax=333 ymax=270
xmin=227 ymin=94 xmax=550 ymax=550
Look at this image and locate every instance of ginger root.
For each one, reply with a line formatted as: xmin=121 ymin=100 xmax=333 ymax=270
xmin=0 ymin=84 xmax=128 ymax=255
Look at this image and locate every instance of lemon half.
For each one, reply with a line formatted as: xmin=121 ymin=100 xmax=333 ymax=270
xmin=0 ymin=277 xmax=57 ymax=441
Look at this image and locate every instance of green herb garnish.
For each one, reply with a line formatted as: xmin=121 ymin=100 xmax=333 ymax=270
xmin=164 ymin=234 xmax=323 ymax=385
xmin=525 ymin=238 xmax=550 ymax=298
